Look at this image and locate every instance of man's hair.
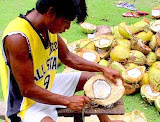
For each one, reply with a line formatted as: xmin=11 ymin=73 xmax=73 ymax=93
xmin=36 ymin=0 xmax=87 ymax=23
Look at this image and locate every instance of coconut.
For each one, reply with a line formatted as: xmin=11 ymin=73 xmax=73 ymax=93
xmin=149 ymin=35 xmax=157 ymax=50
xmin=83 ymin=74 xmax=125 ymax=106
xmin=110 ymin=46 xmax=130 ymax=62
xmin=152 ymin=61 xmax=160 ymax=69
xmin=154 ymin=96 xmax=160 ymax=112
xmin=76 ymin=49 xmax=100 ymax=63
xmin=131 ymin=38 xmax=151 ymax=55
xmin=80 ymin=22 xmax=96 ymax=34
xmin=118 ymin=22 xmax=132 ymax=39
xmin=122 ymin=66 xmax=146 ymax=83
xmin=134 ymin=31 xmax=153 ymax=44
xmin=139 ymin=72 xmax=149 ymax=87
xmin=94 ymin=35 xmax=114 ymax=50
xmin=79 ymin=39 xmax=95 ymax=50
xmin=96 ymin=47 xmax=111 ymax=58
xmin=131 ymin=110 xmax=147 ymax=122
xmin=95 ymin=25 xmax=112 ymax=36
xmin=129 ymin=20 xmax=150 ymax=34
xmin=150 ymin=20 xmax=160 ymax=32
xmin=148 ymin=67 xmax=160 ymax=92
xmin=67 ymin=42 xmax=78 ymax=54
xmin=113 ymin=26 xmax=123 ymax=39
xmin=155 ymin=48 xmax=160 ymax=60
xmin=155 ymin=31 xmax=160 ymax=46
xmin=141 ymin=85 xmax=160 ymax=104
xmin=110 ymin=61 xmax=125 ymax=75
xmin=124 ymin=82 xmax=140 ymax=95
xmin=128 ymin=50 xmax=146 ymax=65
xmin=125 ymin=63 xmax=138 ymax=69
xmin=99 ymin=59 xmax=109 ymax=67
xmin=116 ymin=38 xmax=131 ymax=49
xmin=146 ymin=52 xmax=157 ymax=66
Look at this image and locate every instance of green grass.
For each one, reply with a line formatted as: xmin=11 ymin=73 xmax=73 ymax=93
xmin=0 ymin=0 xmax=160 ymax=121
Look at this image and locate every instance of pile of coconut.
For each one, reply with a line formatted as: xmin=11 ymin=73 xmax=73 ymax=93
xmin=60 ymin=18 xmax=160 ymax=113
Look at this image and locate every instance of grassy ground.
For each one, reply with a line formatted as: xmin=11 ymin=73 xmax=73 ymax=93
xmin=0 ymin=0 xmax=160 ymax=122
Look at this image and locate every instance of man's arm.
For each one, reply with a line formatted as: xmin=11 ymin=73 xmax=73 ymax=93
xmin=58 ymin=35 xmax=123 ymax=84
xmin=4 ymin=34 xmax=89 ymax=111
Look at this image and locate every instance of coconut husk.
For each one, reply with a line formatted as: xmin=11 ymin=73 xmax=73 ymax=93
xmin=123 ymin=82 xmax=140 ymax=95
xmin=108 ymin=113 xmax=132 ymax=122
xmin=83 ymin=74 xmax=125 ymax=106
xmin=155 ymin=48 xmax=160 ymax=60
xmin=131 ymin=38 xmax=151 ymax=55
xmin=155 ymin=31 xmax=160 ymax=46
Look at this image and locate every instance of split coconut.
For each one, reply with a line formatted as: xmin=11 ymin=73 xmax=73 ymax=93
xmin=122 ymin=66 xmax=146 ymax=83
xmin=141 ymin=84 xmax=160 ymax=105
xmin=76 ymin=49 xmax=100 ymax=63
xmin=80 ymin=22 xmax=96 ymax=34
xmin=83 ymin=74 xmax=125 ymax=106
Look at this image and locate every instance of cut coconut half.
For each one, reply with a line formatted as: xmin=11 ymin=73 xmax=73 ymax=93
xmin=154 ymin=96 xmax=160 ymax=112
xmin=83 ymin=74 xmax=125 ymax=106
xmin=122 ymin=66 xmax=146 ymax=83
xmin=79 ymin=39 xmax=95 ymax=50
xmin=141 ymin=84 xmax=160 ymax=104
xmin=67 ymin=42 xmax=77 ymax=54
xmin=94 ymin=35 xmax=114 ymax=50
xmin=131 ymin=110 xmax=147 ymax=122
xmin=76 ymin=49 xmax=100 ymax=63
xmin=96 ymin=47 xmax=111 ymax=58
xmin=150 ymin=20 xmax=160 ymax=32
xmin=80 ymin=22 xmax=96 ymax=34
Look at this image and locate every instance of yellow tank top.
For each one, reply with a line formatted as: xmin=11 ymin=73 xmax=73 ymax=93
xmin=0 ymin=15 xmax=58 ymax=120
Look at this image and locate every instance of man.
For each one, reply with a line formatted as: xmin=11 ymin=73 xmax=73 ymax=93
xmin=0 ymin=0 xmax=123 ymax=122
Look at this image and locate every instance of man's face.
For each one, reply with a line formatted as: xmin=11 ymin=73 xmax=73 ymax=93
xmin=46 ymin=15 xmax=71 ymax=34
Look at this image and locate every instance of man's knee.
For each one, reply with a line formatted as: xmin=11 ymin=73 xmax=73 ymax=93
xmin=41 ymin=116 xmax=55 ymax=122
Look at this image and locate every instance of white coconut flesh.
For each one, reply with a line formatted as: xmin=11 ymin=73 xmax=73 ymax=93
xmin=145 ymin=85 xmax=160 ymax=97
xmin=99 ymin=39 xmax=111 ymax=46
xmin=127 ymin=68 xmax=142 ymax=78
xmin=93 ymin=80 xmax=111 ymax=99
xmin=134 ymin=115 xmax=146 ymax=122
xmin=82 ymin=23 xmax=95 ymax=29
xmin=82 ymin=52 xmax=96 ymax=62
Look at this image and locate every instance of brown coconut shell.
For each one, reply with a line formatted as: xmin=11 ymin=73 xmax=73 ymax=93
xmin=95 ymin=25 xmax=112 ymax=36
xmin=123 ymin=82 xmax=140 ymax=95
xmin=83 ymin=74 xmax=125 ymax=106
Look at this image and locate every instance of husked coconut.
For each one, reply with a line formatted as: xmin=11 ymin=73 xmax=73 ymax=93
xmin=95 ymin=25 xmax=112 ymax=36
xmin=93 ymin=80 xmax=111 ymax=99
xmin=84 ymin=74 xmax=125 ymax=106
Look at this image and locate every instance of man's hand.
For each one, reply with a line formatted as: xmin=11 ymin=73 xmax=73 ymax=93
xmin=67 ymin=95 xmax=90 ymax=111
xmin=102 ymin=67 xmax=123 ymax=85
